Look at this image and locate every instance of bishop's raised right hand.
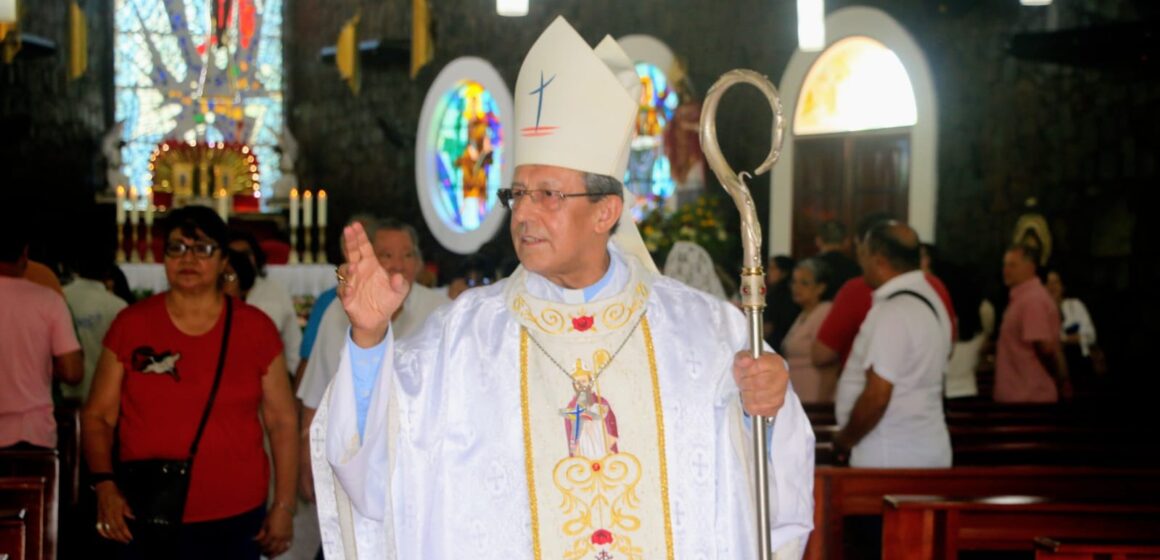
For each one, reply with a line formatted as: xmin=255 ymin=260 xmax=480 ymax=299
xmin=338 ymin=222 xmax=410 ymax=348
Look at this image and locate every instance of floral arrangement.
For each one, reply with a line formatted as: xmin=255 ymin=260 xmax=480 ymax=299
xmin=639 ymin=195 xmax=735 ymax=267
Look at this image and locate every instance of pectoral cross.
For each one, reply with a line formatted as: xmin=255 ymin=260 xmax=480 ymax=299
xmin=561 ymin=402 xmax=585 ymax=445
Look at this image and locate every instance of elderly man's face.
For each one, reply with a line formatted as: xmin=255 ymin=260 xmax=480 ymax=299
xmin=509 ymin=164 xmax=620 ymax=288
xmin=374 ymin=229 xmax=420 ymax=285
xmin=1002 ymin=249 xmax=1035 ymax=288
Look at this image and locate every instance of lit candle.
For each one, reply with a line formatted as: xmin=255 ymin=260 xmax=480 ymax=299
xmin=115 ymin=185 xmax=126 ymax=225
xmin=128 ymin=187 xmax=140 ymax=226
xmin=144 ymin=187 xmax=154 ymax=226
xmin=317 ymin=189 xmax=327 ymax=227
xmin=303 ymin=190 xmax=314 ymax=228
xmin=289 ymin=188 xmax=299 ymax=229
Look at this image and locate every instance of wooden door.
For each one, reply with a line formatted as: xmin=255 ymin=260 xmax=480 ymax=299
xmin=792 ymin=128 xmax=910 ymax=259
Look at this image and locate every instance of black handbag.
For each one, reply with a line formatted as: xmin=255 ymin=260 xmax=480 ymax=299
xmin=117 ymin=297 xmax=233 ymax=534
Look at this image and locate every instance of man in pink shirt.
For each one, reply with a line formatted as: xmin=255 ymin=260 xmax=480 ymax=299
xmin=994 ymin=244 xmax=1070 ymax=402
xmin=0 ymin=230 xmax=83 ymax=449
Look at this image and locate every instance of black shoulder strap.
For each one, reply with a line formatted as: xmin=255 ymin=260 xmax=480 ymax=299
xmin=188 ymin=296 xmax=233 ymax=459
xmin=888 ymin=289 xmax=939 ymax=319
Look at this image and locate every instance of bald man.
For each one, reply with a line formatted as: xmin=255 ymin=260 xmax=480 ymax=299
xmin=832 ymin=222 xmax=954 ymax=468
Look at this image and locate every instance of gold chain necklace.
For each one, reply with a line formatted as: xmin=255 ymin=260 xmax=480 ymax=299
xmin=524 ymin=312 xmax=646 ymax=387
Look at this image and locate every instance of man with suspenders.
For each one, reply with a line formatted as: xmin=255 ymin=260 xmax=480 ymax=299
xmin=833 ymin=221 xmax=955 ymax=468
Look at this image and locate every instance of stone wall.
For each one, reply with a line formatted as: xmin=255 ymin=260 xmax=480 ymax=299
xmin=1 ymin=0 xmax=113 ymax=263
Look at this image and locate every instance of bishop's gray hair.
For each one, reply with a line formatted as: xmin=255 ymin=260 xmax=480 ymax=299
xmin=580 ymin=172 xmax=623 ymax=234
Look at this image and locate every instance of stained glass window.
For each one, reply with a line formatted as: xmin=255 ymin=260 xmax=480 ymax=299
xmin=115 ymin=0 xmax=283 ymax=201
xmin=795 ymin=36 xmax=917 ymax=135
xmin=431 ymin=81 xmax=504 ymax=233
xmin=625 ymin=62 xmax=679 ymax=217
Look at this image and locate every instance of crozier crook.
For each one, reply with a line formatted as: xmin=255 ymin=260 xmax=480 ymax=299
xmin=699 ymin=68 xmax=786 ymax=560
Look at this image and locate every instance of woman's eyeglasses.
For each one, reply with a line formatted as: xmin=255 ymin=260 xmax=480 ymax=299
xmin=497 ymin=187 xmax=605 ymax=211
xmin=165 ymin=241 xmax=219 ymax=259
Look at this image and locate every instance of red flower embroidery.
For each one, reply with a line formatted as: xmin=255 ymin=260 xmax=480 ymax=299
xmin=591 ymin=529 xmax=613 ymax=545
xmin=572 ymin=316 xmax=594 ymax=332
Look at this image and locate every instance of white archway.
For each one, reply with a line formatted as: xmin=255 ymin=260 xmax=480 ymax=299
xmin=770 ymin=6 xmax=938 ymax=254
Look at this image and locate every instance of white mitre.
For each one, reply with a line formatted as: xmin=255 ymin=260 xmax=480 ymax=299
xmin=513 ymin=16 xmax=658 ymax=273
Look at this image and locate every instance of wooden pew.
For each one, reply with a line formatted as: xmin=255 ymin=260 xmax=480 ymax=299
xmin=881 ymin=494 xmax=1160 ymax=559
xmin=53 ymin=400 xmax=82 ymax=510
xmin=814 ymin=439 xmax=1156 ymax=468
xmin=1034 ymin=537 xmax=1160 ymax=559
xmin=806 ymin=466 xmax=1160 ymax=560
xmin=809 ymin=400 xmax=1157 ymax=467
xmin=0 ymin=452 xmax=58 ymax=560
xmin=0 ymin=478 xmax=48 ymax=560
xmin=0 ymin=507 xmax=26 ymax=560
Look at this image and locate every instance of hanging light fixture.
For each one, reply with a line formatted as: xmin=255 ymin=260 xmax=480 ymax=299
xmin=0 ymin=0 xmax=17 ymax=37
xmin=0 ymin=0 xmax=20 ymax=63
xmin=496 ymin=0 xmax=528 ymax=17
xmin=1020 ymin=0 xmax=1051 ymax=5
xmin=797 ymin=0 xmax=825 ymax=52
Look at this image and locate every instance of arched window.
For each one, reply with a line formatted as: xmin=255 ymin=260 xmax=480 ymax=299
xmin=114 ymin=0 xmax=284 ymax=201
xmin=794 ymin=36 xmax=917 ymax=135
xmin=626 ymin=61 xmax=679 ymax=214
xmin=771 ymin=7 xmax=938 ymax=256
xmin=619 ymin=35 xmax=684 ymax=218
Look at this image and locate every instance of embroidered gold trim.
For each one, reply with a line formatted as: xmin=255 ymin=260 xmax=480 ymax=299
xmin=553 ymin=453 xmax=645 ymax=559
xmin=512 ymin=282 xmax=651 ymax=336
xmin=520 ymin=313 xmax=673 ymax=560
xmin=514 ymin=296 xmax=569 ymax=334
xmin=642 ymin=316 xmax=675 ymax=560
xmin=520 ymin=328 xmax=543 ymax=560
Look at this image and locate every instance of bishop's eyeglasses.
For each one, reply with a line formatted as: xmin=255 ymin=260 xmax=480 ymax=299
xmin=497 ymin=187 xmax=607 ymax=211
xmin=165 ymin=241 xmax=220 ymax=259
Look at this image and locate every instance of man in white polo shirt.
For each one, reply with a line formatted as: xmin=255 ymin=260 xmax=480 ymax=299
xmin=833 ymin=221 xmax=953 ymax=468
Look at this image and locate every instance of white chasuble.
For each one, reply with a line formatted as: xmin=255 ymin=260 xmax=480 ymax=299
xmin=313 ymin=247 xmax=816 ymax=559
xmin=510 ymin=270 xmax=672 ymax=560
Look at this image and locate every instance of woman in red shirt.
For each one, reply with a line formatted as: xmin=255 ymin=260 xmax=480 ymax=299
xmin=82 ymin=206 xmax=298 ymax=558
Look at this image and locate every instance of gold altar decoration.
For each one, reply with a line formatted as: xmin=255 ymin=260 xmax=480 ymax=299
xmin=149 ymin=139 xmax=260 ymax=203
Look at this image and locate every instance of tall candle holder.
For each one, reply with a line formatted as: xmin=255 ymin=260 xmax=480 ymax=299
xmin=303 ymin=226 xmax=315 ymax=264
xmin=115 ymin=223 xmax=126 ymax=263
xmin=129 ymin=223 xmax=141 ymax=263
xmin=315 ymin=227 xmax=326 ymax=264
xmin=144 ymin=189 xmax=155 ymax=262
xmin=144 ymin=227 xmax=154 ymax=263
xmin=289 ymin=223 xmax=300 ymax=264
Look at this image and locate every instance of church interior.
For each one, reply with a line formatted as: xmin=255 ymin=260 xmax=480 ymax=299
xmin=3 ymin=0 xmax=1160 ymax=558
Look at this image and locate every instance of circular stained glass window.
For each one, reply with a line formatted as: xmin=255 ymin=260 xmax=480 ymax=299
xmin=416 ymin=58 xmax=514 ymax=254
